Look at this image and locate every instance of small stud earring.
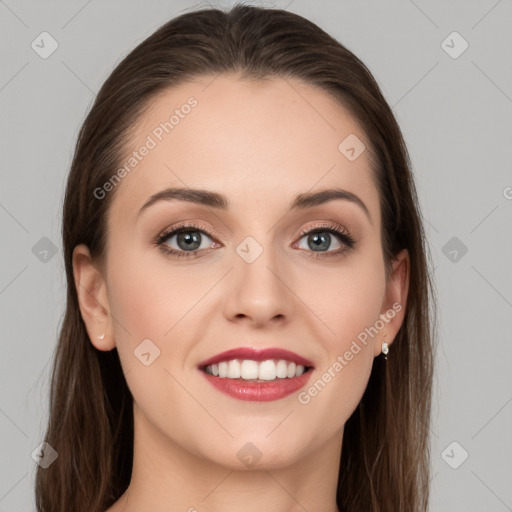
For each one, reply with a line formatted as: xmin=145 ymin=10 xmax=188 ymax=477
xmin=98 ymin=333 xmax=105 ymax=340
xmin=381 ymin=333 xmax=389 ymax=360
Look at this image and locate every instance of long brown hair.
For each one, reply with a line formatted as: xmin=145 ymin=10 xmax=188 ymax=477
xmin=35 ymin=4 xmax=437 ymax=511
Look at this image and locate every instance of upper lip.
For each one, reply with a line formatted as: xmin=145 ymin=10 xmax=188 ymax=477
xmin=198 ymin=347 xmax=314 ymax=368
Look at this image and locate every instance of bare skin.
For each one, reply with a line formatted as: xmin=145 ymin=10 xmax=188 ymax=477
xmin=73 ymin=73 xmax=409 ymax=512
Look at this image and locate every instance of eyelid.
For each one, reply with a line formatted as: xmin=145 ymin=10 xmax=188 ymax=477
xmin=154 ymin=221 xmax=216 ymax=244
xmin=298 ymin=220 xmax=350 ymax=236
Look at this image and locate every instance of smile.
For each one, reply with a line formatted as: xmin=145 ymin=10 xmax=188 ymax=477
xmin=198 ymin=347 xmax=314 ymax=401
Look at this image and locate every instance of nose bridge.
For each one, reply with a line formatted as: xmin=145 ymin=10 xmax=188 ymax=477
xmin=223 ymin=232 xmax=293 ymax=325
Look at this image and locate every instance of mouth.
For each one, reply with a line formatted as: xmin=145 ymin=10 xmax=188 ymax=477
xmin=197 ymin=347 xmax=314 ymax=401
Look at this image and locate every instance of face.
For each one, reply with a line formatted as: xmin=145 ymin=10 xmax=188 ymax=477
xmin=75 ymin=74 xmax=408 ymax=471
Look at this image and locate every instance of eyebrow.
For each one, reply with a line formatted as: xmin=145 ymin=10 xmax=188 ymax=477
xmin=137 ymin=186 xmax=372 ymax=223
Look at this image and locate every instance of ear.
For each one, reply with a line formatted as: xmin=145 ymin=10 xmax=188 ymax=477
xmin=72 ymin=244 xmax=115 ymax=351
xmin=374 ymin=248 xmax=410 ymax=357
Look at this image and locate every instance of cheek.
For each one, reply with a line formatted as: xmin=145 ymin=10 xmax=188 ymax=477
xmin=297 ymin=272 xmax=382 ymax=436
xmin=297 ymin=248 xmax=386 ymax=350
xmin=293 ymin=248 xmax=385 ymax=413
xmin=105 ymin=250 xmax=204 ymax=421
xmin=108 ymin=243 xmax=207 ymax=332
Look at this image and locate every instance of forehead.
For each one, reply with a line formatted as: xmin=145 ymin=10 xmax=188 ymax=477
xmin=108 ymin=73 xmax=379 ymax=225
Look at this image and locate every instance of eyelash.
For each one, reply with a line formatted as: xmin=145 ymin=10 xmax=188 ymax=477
xmin=154 ymin=221 xmax=356 ymax=260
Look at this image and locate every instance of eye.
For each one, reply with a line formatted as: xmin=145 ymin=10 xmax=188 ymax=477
xmin=155 ymin=223 xmax=218 ymax=259
xmin=294 ymin=223 xmax=356 ymax=258
xmin=154 ymin=221 xmax=356 ymax=260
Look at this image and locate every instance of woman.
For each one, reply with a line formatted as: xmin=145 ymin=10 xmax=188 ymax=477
xmin=35 ymin=4 xmax=437 ymax=511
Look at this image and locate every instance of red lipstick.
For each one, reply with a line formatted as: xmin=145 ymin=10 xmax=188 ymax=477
xmin=198 ymin=347 xmax=314 ymax=402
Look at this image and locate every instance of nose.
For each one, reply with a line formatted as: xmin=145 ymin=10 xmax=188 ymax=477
xmin=222 ymin=241 xmax=294 ymax=328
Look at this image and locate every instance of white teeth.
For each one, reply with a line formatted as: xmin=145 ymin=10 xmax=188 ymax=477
xmin=227 ymin=360 xmax=241 ymax=378
xmin=286 ymin=362 xmax=296 ymax=378
xmin=240 ymin=360 xmax=259 ymax=379
xmin=218 ymin=361 xmax=228 ymax=378
xmin=258 ymin=360 xmax=277 ymax=380
xmin=276 ymin=359 xmax=288 ymax=378
xmin=205 ymin=359 xmax=309 ymax=381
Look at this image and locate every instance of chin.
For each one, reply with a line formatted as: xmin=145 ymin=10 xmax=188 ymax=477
xmin=192 ymin=431 xmax=310 ymax=471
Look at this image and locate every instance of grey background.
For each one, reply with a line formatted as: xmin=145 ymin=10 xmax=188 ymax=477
xmin=1 ymin=0 xmax=511 ymax=510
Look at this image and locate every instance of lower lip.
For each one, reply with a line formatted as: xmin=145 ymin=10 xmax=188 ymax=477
xmin=200 ymin=369 xmax=313 ymax=401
